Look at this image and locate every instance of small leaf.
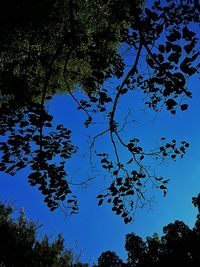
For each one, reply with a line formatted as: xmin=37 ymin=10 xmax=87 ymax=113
xmin=160 ymin=185 xmax=167 ymax=190
xmin=168 ymin=52 xmax=180 ymax=64
xmin=107 ymin=198 xmax=112 ymax=203
xmin=120 ymin=88 xmax=128 ymax=95
xmin=98 ymin=199 xmax=103 ymax=206
xmin=185 ymin=143 xmax=189 ymax=148
xmin=124 ymin=217 xmax=129 ymax=224
xmin=166 ymin=99 xmax=177 ymax=110
xmin=113 ymin=170 xmax=118 ymax=176
xmin=122 ymin=212 xmax=128 ymax=218
xmin=180 ymin=104 xmax=188 ymax=111
xmin=139 ymin=155 xmax=144 ymax=161
xmin=101 ymin=158 xmax=108 ymax=164
xmin=158 ymin=45 xmax=165 ymax=53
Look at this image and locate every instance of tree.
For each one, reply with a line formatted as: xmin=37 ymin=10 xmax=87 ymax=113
xmin=124 ymin=195 xmax=200 ymax=267
xmin=0 ymin=202 xmax=88 ymax=267
xmin=0 ymin=0 xmax=199 ymax=221
xmin=0 ymin=0 xmax=143 ymax=102
xmin=95 ymin=193 xmax=200 ymax=266
xmin=96 ymin=251 xmax=124 ymax=267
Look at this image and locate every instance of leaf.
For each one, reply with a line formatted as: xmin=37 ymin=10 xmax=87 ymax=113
xmin=173 ymin=72 xmax=186 ymax=87
xmin=155 ymin=177 xmax=163 ymax=181
xmin=120 ymin=88 xmax=128 ymax=95
xmin=50 ymin=206 xmax=57 ymax=211
xmin=158 ymin=53 xmax=164 ymax=62
xmin=180 ymin=104 xmax=188 ymax=111
xmin=170 ymin=110 xmax=176 ymax=115
xmin=161 ymin=62 xmax=174 ymax=70
xmin=113 ymin=170 xmax=118 ymax=176
xmin=180 ymin=55 xmax=198 ymax=75
xmin=151 ymin=12 xmax=159 ymax=21
xmin=145 ymin=8 xmax=152 ymax=16
xmin=166 ymin=99 xmax=177 ymax=110
xmin=127 ymin=190 xmax=134 ymax=195
xmin=160 ymin=185 xmax=167 ymax=190
xmin=5 ymin=165 xmax=16 ymax=174
xmin=139 ymin=155 xmax=144 ymax=160
xmin=99 ymin=92 xmax=107 ymax=99
xmin=156 ymin=24 xmax=163 ymax=34
xmin=182 ymin=26 xmax=195 ymax=41
xmin=116 ymin=178 xmax=123 ymax=185
xmin=158 ymin=45 xmax=165 ymax=53
xmin=107 ymin=198 xmax=112 ymax=203
xmin=98 ymin=199 xmax=103 ymax=206
xmin=122 ymin=212 xmax=128 ymax=218
xmin=99 ymin=107 xmax=106 ymax=112
xmin=127 ymin=143 xmax=134 ymax=151
xmin=104 ymin=97 xmax=112 ymax=103
xmin=166 ymin=29 xmax=181 ymax=42
xmin=163 ymin=179 xmax=170 ymax=184
xmin=101 ymin=158 xmax=108 ymax=164
xmin=67 ymin=199 xmax=74 ymax=203
xmin=124 ymin=217 xmax=129 ymax=224
xmin=45 ymin=122 xmax=52 ymax=127
xmin=184 ymin=42 xmax=195 ymax=54
xmin=168 ymin=52 xmax=180 ymax=64
xmin=116 ymin=209 xmax=122 ymax=215
xmin=102 ymin=165 xmax=107 ymax=169
xmin=172 ymin=44 xmax=182 ymax=53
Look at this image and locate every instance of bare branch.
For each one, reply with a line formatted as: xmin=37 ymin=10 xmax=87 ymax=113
xmin=110 ymin=41 xmax=143 ymax=130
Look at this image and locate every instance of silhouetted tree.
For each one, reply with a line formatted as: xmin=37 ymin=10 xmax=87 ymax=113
xmin=96 ymin=251 xmax=124 ymax=267
xmin=0 ymin=0 xmax=199 ymax=221
xmin=0 ymin=202 xmax=88 ymax=267
xmin=95 ymin=194 xmax=200 ymax=266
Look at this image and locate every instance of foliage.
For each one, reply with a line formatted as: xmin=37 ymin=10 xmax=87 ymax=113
xmin=95 ymin=193 xmax=200 ymax=266
xmin=0 ymin=0 xmax=142 ymax=102
xmin=0 ymin=202 xmax=88 ymax=267
xmin=0 ymin=103 xmax=78 ymax=212
xmin=95 ymin=251 xmax=124 ymax=267
xmin=0 ymin=0 xmax=199 ymax=221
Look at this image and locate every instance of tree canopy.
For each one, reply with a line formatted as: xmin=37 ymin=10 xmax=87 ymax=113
xmin=0 ymin=0 xmax=199 ymax=222
xmin=0 ymin=0 xmax=142 ymax=102
xmin=0 ymin=202 xmax=88 ymax=267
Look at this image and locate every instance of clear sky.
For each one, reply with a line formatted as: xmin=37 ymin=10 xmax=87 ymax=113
xmin=0 ymin=3 xmax=200 ymax=266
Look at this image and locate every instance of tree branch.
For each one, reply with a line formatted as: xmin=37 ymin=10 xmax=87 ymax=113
xmin=109 ymin=41 xmax=143 ymax=131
